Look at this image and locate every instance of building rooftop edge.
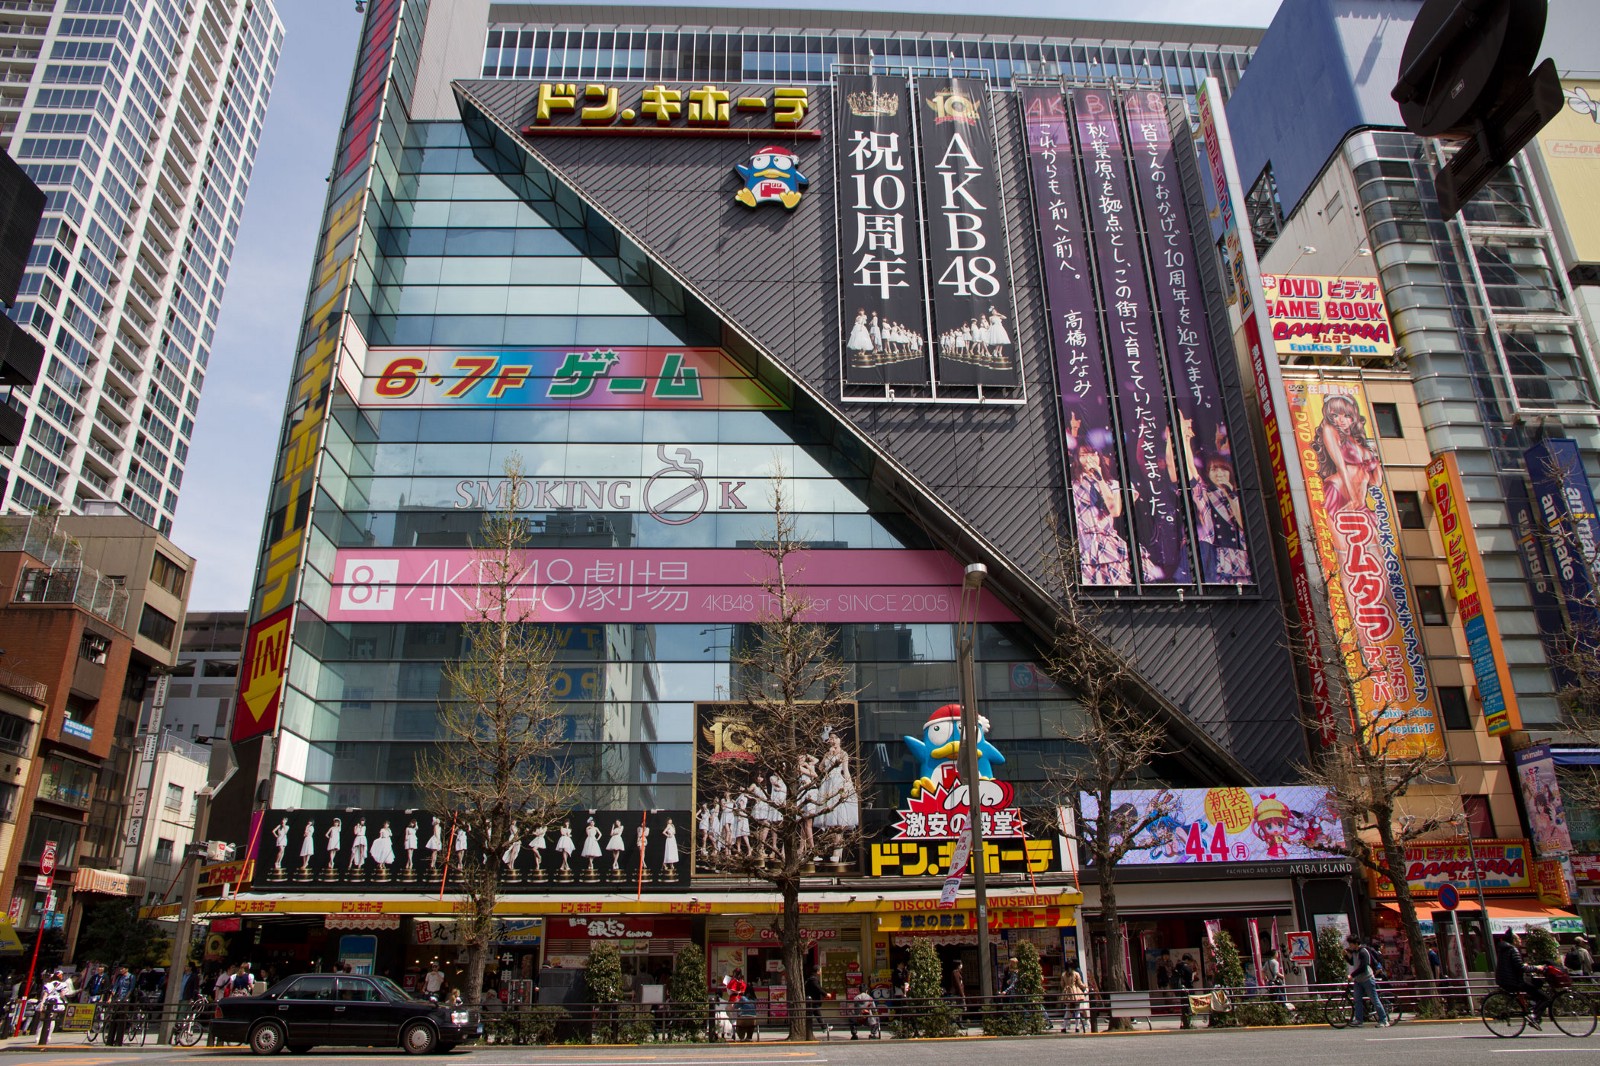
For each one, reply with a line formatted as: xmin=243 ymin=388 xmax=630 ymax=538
xmin=485 ymin=3 xmax=1265 ymax=47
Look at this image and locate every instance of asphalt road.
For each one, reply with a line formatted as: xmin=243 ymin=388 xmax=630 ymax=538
xmin=12 ymin=1023 xmax=1600 ymax=1065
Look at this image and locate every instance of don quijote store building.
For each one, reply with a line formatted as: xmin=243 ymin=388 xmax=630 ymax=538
xmin=163 ymin=0 xmax=1404 ymax=999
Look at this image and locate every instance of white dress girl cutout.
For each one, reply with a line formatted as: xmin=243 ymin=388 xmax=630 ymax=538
xmin=987 ymin=306 xmax=1010 ymax=346
xmin=699 ymin=804 xmax=715 ymax=851
xmin=530 ymin=826 xmax=548 ymax=871
xmin=349 ymin=819 xmax=369 ymax=871
xmin=662 ymin=818 xmax=679 ymax=871
xmin=555 ymin=823 xmax=575 ymax=871
xmin=606 ymin=820 xmax=626 ymax=870
xmin=453 ymin=826 xmax=468 ymax=860
xmin=325 ymin=818 xmax=342 ymax=870
xmin=300 ymin=821 xmax=316 ymax=864
xmin=403 ymin=820 xmax=418 ymax=871
xmin=581 ymin=817 xmax=603 ymax=873
xmin=734 ymin=792 xmax=751 ymax=854
xmin=847 ymin=309 xmax=873 ymax=358
xmin=370 ymin=822 xmax=395 ymax=869
xmin=501 ymin=824 xmax=521 ymax=870
xmin=273 ymin=818 xmax=290 ymax=869
xmin=636 ymin=822 xmax=650 ymax=869
xmin=425 ymin=817 xmax=443 ymax=871
xmin=719 ymin=795 xmax=736 ymax=848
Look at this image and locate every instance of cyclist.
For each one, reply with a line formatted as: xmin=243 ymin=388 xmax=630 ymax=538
xmin=1495 ymin=931 xmax=1556 ymax=1029
xmin=1345 ymin=934 xmax=1389 ymax=1027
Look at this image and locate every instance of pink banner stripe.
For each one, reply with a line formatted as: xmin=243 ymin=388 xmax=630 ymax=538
xmin=326 ymin=548 xmax=1018 ymax=624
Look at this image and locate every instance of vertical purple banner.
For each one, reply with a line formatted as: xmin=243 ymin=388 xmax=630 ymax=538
xmin=1123 ymin=92 xmax=1252 ymax=586
xmin=1071 ymin=89 xmax=1190 ymax=584
xmin=1021 ymin=87 xmax=1132 ymax=586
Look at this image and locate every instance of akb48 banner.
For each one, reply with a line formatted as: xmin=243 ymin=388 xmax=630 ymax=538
xmin=837 ymin=75 xmax=931 ymax=386
xmin=916 ymin=78 xmax=1018 ymax=388
xmin=1281 ymin=373 xmax=1444 ymax=758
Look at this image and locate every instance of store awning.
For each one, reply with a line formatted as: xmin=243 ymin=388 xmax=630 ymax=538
xmin=1390 ymin=899 xmax=1582 ymax=935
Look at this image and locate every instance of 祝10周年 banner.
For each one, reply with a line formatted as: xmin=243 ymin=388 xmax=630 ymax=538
xmin=1281 ymin=373 xmax=1444 ymax=757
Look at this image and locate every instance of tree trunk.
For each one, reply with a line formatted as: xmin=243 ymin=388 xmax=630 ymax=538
xmin=1100 ymin=859 xmax=1128 ymax=1031
xmin=1377 ymin=822 xmax=1439 ymax=1014
xmin=464 ymin=937 xmax=488 ymax=1008
xmin=782 ymin=879 xmax=807 ymax=1040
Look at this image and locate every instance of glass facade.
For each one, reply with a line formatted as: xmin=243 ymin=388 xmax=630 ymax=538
xmin=235 ymin=3 xmax=1279 ymax=890
xmin=274 ymin=115 xmax=1110 ymax=812
xmin=2 ymin=0 xmax=283 ymax=530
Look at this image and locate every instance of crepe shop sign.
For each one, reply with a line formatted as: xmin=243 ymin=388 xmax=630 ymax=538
xmin=1374 ymin=840 xmax=1532 ymax=896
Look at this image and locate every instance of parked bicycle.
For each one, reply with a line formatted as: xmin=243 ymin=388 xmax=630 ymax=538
xmin=1324 ymin=981 xmax=1405 ymax=1028
xmin=172 ymin=994 xmax=212 ymax=1048
xmin=1481 ymin=965 xmax=1597 ymax=1038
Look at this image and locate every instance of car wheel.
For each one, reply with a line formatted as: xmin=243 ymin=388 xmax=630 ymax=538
xmin=249 ymin=1021 xmax=287 ymax=1056
xmin=401 ymin=1021 xmax=437 ymax=1055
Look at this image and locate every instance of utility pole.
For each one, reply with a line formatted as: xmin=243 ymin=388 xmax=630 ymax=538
xmin=956 ymin=562 xmax=992 ymax=1003
xmin=158 ymin=791 xmax=209 ymax=1044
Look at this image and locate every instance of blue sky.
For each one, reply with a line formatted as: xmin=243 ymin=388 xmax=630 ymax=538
xmin=170 ymin=0 xmax=1283 ymax=610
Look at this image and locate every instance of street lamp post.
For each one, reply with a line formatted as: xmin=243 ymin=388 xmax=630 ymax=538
xmin=1452 ymin=812 xmax=1496 ymax=968
xmin=956 ymin=563 xmax=992 ymax=1003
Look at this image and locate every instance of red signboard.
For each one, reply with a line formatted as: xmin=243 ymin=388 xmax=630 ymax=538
xmin=34 ymin=840 xmax=57 ymax=891
xmin=232 ymin=607 xmax=292 ymax=742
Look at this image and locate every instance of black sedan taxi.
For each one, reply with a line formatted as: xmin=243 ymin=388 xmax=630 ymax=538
xmin=212 ymin=973 xmax=475 ymax=1054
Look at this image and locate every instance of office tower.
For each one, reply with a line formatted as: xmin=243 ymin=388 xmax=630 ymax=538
xmin=3 ymin=0 xmax=283 ymax=533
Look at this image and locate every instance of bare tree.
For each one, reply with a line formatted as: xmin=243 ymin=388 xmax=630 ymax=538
xmin=414 ymin=455 xmax=574 ymax=1007
xmin=1041 ymin=518 xmax=1176 ymax=1011
xmin=695 ymin=470 xmax=863 ymax=1040
xmin=1293 ymin=588 xmax=1452 ymax=1007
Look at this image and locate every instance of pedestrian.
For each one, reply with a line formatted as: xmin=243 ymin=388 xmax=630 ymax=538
xmin=214 ymin=964 xmax=235 ymax=1001
xmin=1425 ymin=937 xmax=1442 ymax=981
xmin=736 ymin=990 xmax=758 ymax=1042
xmin=423 ymin=961 xmax=445 ymax=999
xmin=891 ymin=961 xmax=909 ymax=1020
xmin=1059 ymin=961 xmax=1088 ymax=1033
xmin=847 ymin=989 xmax=879 ymax=1039
xmin=106 ymin=965 xmax=134 ymax=1046
xmin=948 ymin=959 xmax=967 ymax=1024
xmin=1566 ymin=936 xmax=1594 ymax=976
xmin=1173 ymin=953 xmax=1196 ymax=1029
xmin=36 ymin=970 xmax=67 ymax=1046
xmin=803 ymin=966 xmax=827 ymax=1038
xmin=1262 ymin=948 xmax=1287 ymax=1005
xmin=232 ymin=962 xmax=255 ymax=997
xmin=182 ymin=963 xmax=200 ymax=1001
xmin=1346 ymin=935 xmax=1389 ymax=1027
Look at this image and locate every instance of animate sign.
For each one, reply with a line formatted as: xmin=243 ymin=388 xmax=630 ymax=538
xmin=521 ymin=82 xmax=813 ymax=138
xmin=1260 ymin=275 xmax=1395 ymax=358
